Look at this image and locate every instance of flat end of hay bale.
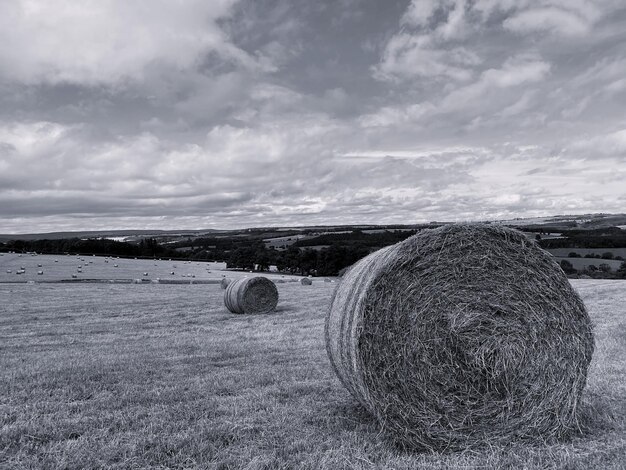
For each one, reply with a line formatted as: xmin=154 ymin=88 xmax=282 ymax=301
xmin=325 ymin=223 xmax=594 ymax=451
xmin=224 ymin=276 xmax=279 ymax=314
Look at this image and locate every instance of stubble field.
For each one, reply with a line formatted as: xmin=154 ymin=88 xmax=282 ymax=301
xmin=0 ymin=279 xmax=624 ymax=469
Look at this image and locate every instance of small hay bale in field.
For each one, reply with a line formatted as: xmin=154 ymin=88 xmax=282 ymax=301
xmin=220 ymin=277 xmax=231 ymax=289
xmin=325 ymin=223 xmax=594 ymax=451
xmin=224 ymin=276 xmax=278 ymax=314
xmin=301 ymin=277 xmax=313 ymax=285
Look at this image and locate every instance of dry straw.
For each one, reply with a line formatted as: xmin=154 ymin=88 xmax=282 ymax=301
xmin=220 ymin=277 xmax=232 ymax=289
xmin=224 ymin=276 xmax=278 ymax=314
xmin=325 ymin=223 xmax=594 ymax=451
xmin=301 ymin=277 xmax=313 ymax=285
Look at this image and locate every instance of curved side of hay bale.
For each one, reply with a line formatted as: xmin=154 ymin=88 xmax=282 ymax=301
xmin=301 ymin=277 xmax=312 ymax=285
xmin=224 ymin=276 xmax=278 ymax=314
xmin=325 ymin=245 xmax=395 ymax=406
xmin=220 ymin=277 xmax=231 ymax=289
xmin=325 ymin=223 xmax=594 ymax=451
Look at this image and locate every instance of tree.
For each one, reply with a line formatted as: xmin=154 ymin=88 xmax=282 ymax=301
xmin=254 ymin=246 xmax=271 ymax=271
xmin=559 ymin=260 xmax=576 ymax=275
xmin=617 ymin=261 xmax=626 ymax=279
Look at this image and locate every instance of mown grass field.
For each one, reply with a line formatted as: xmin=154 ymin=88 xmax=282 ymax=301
xmin=1 ymin=280 xmax=624 ymax=469
xmin=0 ymin=253 xmax=294 ymax=284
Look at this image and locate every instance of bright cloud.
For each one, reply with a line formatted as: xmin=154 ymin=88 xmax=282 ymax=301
xmin=0 ymin=0 xmax=257 ymax=86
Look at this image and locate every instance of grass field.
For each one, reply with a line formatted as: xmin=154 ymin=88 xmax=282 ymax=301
xmin=0 ymin=254 xmax=296 ymax=284
xmin=1 ymin=280 xmax=624 ymax=469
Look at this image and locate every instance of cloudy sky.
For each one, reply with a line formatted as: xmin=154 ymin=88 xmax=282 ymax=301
xmin=1 ymin=0 xmax=625 ymax=233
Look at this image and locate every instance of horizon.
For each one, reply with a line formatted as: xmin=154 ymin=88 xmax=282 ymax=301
xmin=1 ymin=1 xmax=625 ymax=233
xmin=0 ymin=211 xmax=622 ymax=237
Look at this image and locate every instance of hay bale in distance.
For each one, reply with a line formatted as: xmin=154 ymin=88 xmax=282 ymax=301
xmin=301 ymin=277 xmax=313 ymax=285
xmin=325 ymin=223 xmax=594 ymax=451
xmin=220 ymin=277 xmax=231 ymax=289
xmin=224 ymin=276 xmax=278 ymax=314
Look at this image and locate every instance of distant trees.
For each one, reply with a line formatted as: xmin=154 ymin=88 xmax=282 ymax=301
xmin=2 ymin=237 xmax=176 ymax=258
xmin=540 ymin=227 xmax=626 ymax=249
xmin=223 ymin=242 xmax=372 ymax=276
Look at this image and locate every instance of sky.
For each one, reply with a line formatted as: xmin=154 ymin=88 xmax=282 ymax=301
xmin=1 ymin=0 xmax=625 ymax=233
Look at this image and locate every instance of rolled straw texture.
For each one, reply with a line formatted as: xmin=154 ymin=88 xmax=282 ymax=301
xmin=224 ymin=276 xmax=278 ymax=314
xmin=325 ymin=223 xmax=594 ymax=451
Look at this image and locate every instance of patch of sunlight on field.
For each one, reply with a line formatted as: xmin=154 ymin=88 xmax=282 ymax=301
xmin=0 ymin=280 xmax=624 ymax=469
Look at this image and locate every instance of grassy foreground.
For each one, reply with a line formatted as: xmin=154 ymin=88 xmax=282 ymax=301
xmin=0 ymin=280 xmax=624 ymax=469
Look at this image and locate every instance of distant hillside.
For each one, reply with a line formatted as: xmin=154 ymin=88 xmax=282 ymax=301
xmin=0 ymin=229 xmax=220 ymax=242
xmin=1 ymin=213 xmax=623 ymax=242
xmin=2 ymin=213 xmax=625 ymax=278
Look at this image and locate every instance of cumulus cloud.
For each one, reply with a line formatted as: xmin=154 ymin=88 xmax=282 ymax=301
xmin=0 ymin=0 xmax=259 ymax=86
xmin=503 ymin=7 xmax=591 ymax=36
xmin=375 ymin=0 xmax=480 ymax=82
xmin=569 ymin=129 xmax=626 ymax=156
xmin=440 ymin=55 xmax=551 ymax=110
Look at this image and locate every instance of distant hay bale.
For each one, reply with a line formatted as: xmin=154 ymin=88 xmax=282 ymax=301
xmin=224 ymin=276 xmax=278 ymax=314
xmin=325 ymin=223 xmax=594 ymax=451
xmin=220 ymin=277 xmax=231 ymax=289
xmin=301 ymin=277 xmax=313 ymax=285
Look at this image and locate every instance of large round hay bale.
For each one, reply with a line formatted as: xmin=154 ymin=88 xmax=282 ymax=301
xmin=301 ymin=277 xmax=312 ymax=285
xmin=224 ymin=276 xmax=278 ymax=314
xmin=220 ymin=277 xmax=231 ymax=289
xmin=325 ymin=223 xmax=594 ymax=451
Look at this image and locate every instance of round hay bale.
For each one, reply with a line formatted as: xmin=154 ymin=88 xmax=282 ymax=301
xmin=224 ymin=276 xmax=278 ymax=314
xmin=325 ymin=223 xmax=594 ymax=451
xmin=301 ymin=277 xmax=313 ymax=285
xmin=220 ymin=277 xmax=232 ymax=289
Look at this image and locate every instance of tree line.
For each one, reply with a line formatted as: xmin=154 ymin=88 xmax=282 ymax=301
xmin=1 ymin=238 xmax=175 ymax=259
xmin=539 ymin=227 xmax=626 ymax=249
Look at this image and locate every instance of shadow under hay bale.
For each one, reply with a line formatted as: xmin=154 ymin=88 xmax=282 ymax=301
xmin=325 ymin=223 xmax=594 ymax=451
xmin=220 ymin=277 xmax=232 ymax=289
xmin=301 ymin=277 xmax=313 ymax=285
xmin=224 ymin=276 xmax=278 ymax=314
